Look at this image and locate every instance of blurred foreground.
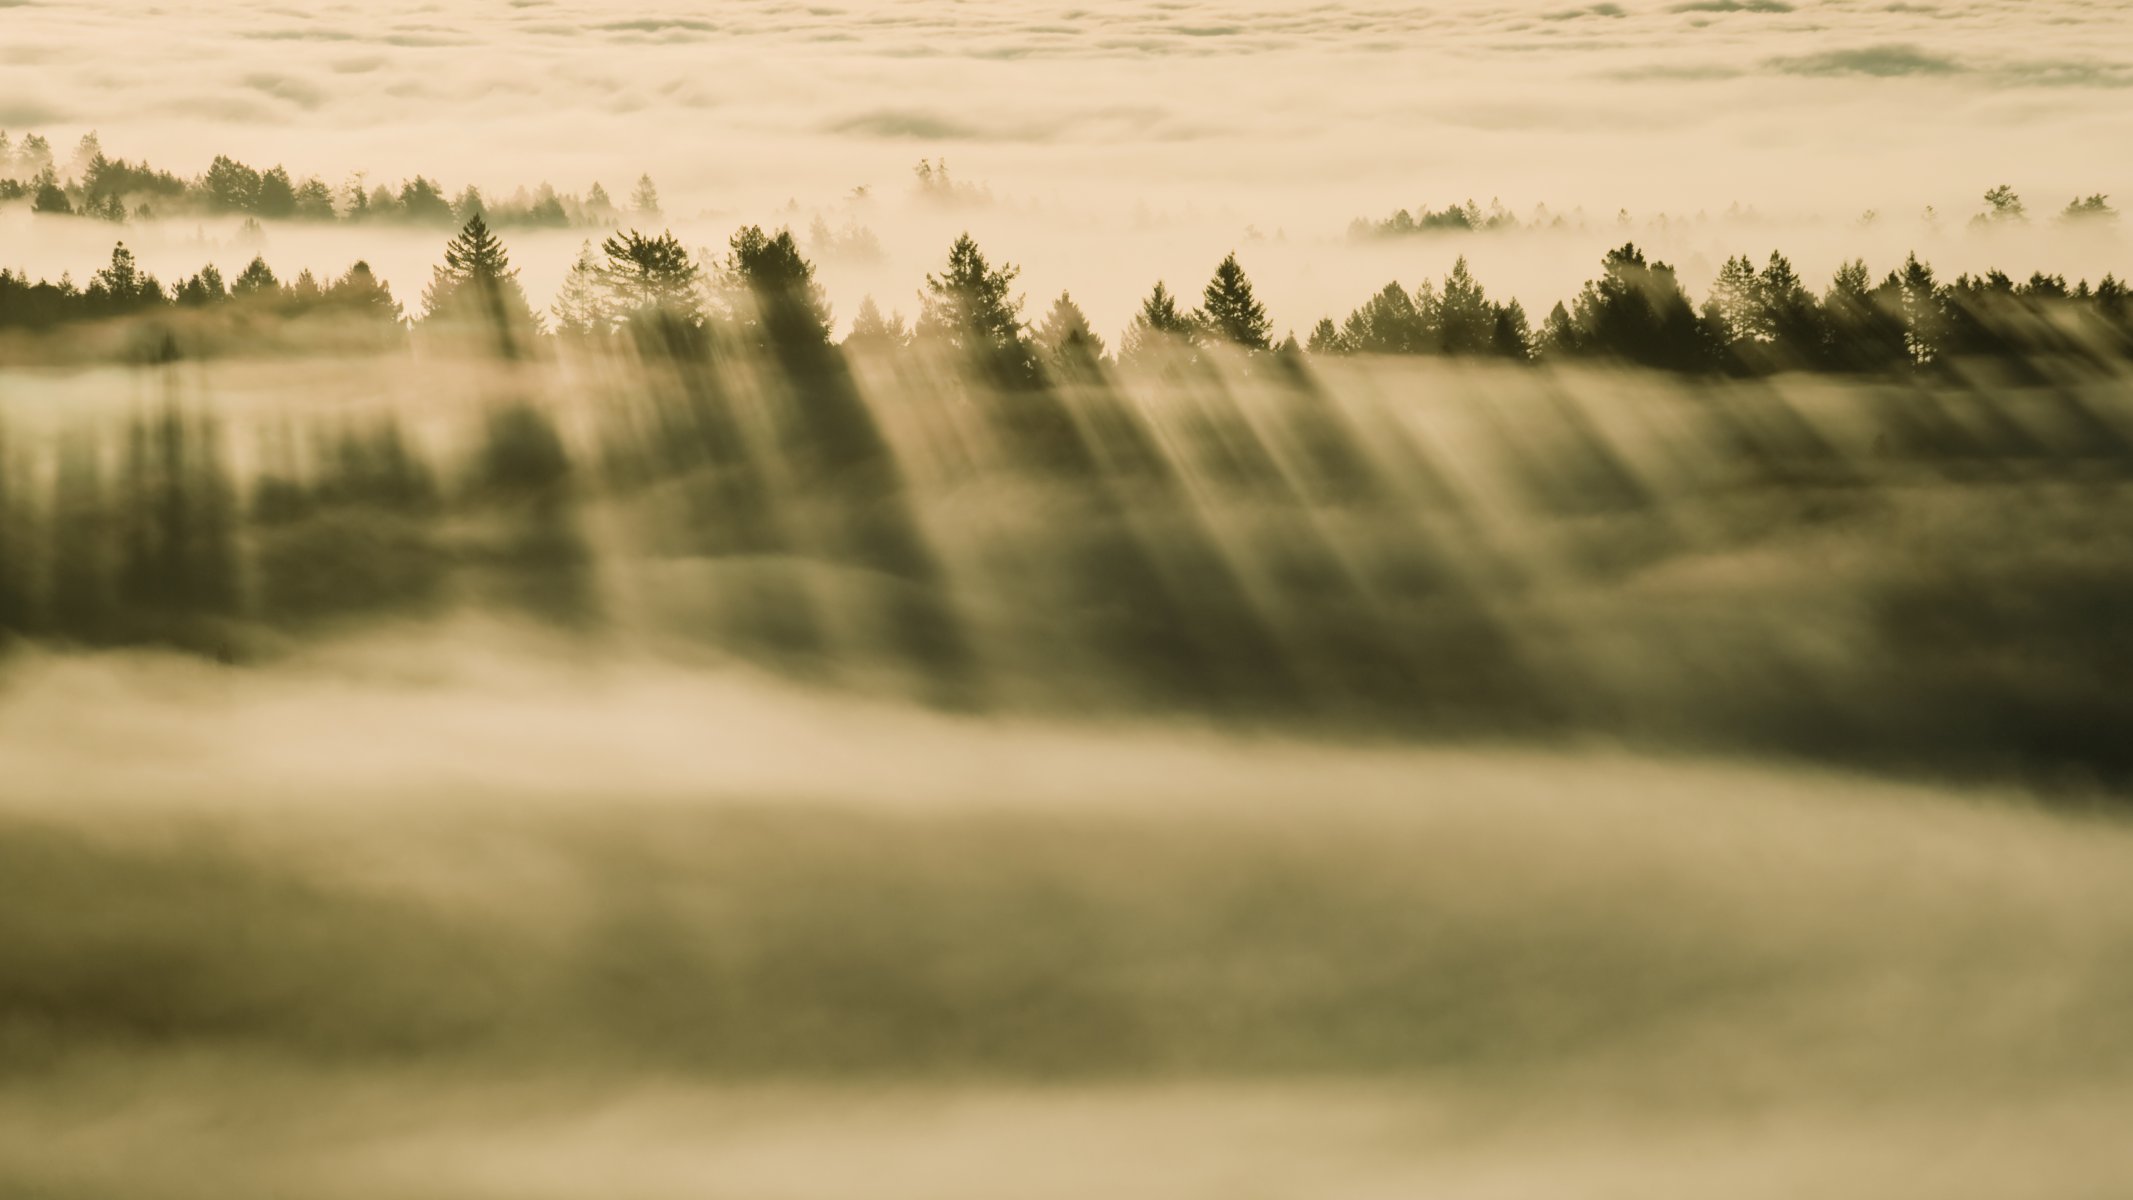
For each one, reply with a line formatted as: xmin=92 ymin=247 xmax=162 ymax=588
xmin=4 ymin=348 xmax=2132 ymax=1197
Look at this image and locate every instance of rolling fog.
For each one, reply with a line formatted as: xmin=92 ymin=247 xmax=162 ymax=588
xmin=4 ymin=341 xmax=2133 ymax=1196
xmin=6 ymin=1 xmax=2133 ymax=1196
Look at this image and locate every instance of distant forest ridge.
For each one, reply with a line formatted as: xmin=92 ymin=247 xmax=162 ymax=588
xmin=4 ymin=210 xmax=2132 ymax=378
xmin=2 ymin=128 xmax=2121 ymax=241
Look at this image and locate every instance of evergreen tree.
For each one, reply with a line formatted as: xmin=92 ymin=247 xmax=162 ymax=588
xmin=256 ymin=166 xmax=298 ymax=219
xmin=31 ymin=169 xmax=70 ymax=215
xmin=421 ymin=215 xmax=538 ymax=356
xmin=1305 ymin=316 xmax=1351 ymax=354
xmin=843 ymin=295 xmax=911 ymax=349
xmin=398 ymin=176 xmax=455 ymax=225
xmin=329 ymin=261 xmax=404 ymax=326
xmin=631 ymin=174 xmax=661 ymax=219
xmin=1437 ymin=256 xmax=1496 ymax=354
xmin=203 ymin=155 xmax=262 ymax=212
xmin=1977 ymin=185 xmax=2027 ymax=226
xmin=1757 ymin=252 xmax=1826 ymax=367
xmin=596 ymin=228 xmax=704 ymax=331
xmin=1560 ymin=243 xmax=1714 ymax=371
xmin=549 ymin=241 xmax=611 ymax=337
xmin=725 ymin=225 xmax=832 ymax=350
xmin=1340 ymin=281 xmax=1430 ymax=354
xmin=292 ymin=176 xmax=336 ymax=220
xmin=1704 ymin=254 xmax=1765 ymax=348
xmin=174 ymin=263 xmax=227 ymax=307
xmin=233 ymin=255 xmax=280 ymax=297
xmin=1035 ymin=290 xmax=1107 ymax=377
xmin=918 ymin=233 xmax=1036 ymax=386
xmin=453 ymin=184 xmax=487 ymax=225
xmin=1196 ymin=252 xmax=1272 ymax=350
xmin=1489 ymin=299 xmax=1533 ymax=360
xmin=1119 ymin=280 xmax=1196 ymax=363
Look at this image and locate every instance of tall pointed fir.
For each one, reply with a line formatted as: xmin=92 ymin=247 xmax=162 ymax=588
xmin=1196 ymin=252 xmax=1272 ymax=350
xmin=1036 ymin=290 xmax=1107 ymax=378
xmin=422 ymin=214 xmax=538 ymax=357
xmin=1118 ymin=280 xmax=1197 ymax=364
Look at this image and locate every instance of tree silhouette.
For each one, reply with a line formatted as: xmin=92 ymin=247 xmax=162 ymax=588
xmin=398 ymin=177 xmax=455 ymax=225
xmin=233 ymin=256 xmax=280 ymax=297
xmin=596 ymin=228 xmax=704 ymax=340
xmin=844 ymin=295 xmax=911 ymax=350
xmin=1036 ymin=291 xmax=1108 ymax=379
xmin=1120 ymin=281 xmax=1197 ymax=363
xmin=631 ymin=174 xmax=661 ymax=219
xmin=1978 ymin=185 xmax=2027 ymax=226
xmin=31 ymin=169 xmax=70 ymax=215
xmin=549 ymin=241 xmax=610 ymax=338
xmin=918 ymin=233 xmax=1036 ymax=387
xmin=1554 ymin=244 xmax=1714 ymax=371
xmin=256 ymin=167 xmax=297 ymax=219
xmin=421 ymin=215 xmax=538 ymax=356
xmin=1437 ymin=257 xmax=1496 ymax=355
xmin=1196 ymin=252 xmax=1272 ymax=350
xmin=725 ymin=225 xmax=832 ymax=351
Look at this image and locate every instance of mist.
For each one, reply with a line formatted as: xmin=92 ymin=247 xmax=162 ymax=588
xmin=8 ymin=2 xmax=2133 ymax=1196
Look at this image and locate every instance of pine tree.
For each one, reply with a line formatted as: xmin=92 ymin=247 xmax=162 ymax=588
xmin=1489 ymin=299 xmax=1533 ymax=360
xmin=1196 ymin=252 xmax=1271 ymax=350
xmin=725 ymin=225 xmax=831 ymax=350
xmin=549 ymin=241 xmax=611 ymax=337
xmin=843 ymin=295 xmax=910 ymax=349
xmin=631 ymin=174 xmax=661 ymax=219
xmin=1341 ymin=282 xmax=1429 ymax=354
xmin=1305 ymin=316 xmax=1351 ymax=354
xmin=422 ymin=215 xmax=538 ymax=355
xmin=1705 ymin=254 xmax=1765 ymax=347
xmin=31 ymin=169 xmax=70 ymax=215
xmin=1757 ymin=252 xmax=1825 ymax=366
xmin=1437 ymin=257 xmax=1495 ymax=354
xmin=1035 ymin=290 xmax=1106 ymax=376
xmin=233 ymin=255 xmax=279 ymax=296
xmin=1119 ymin=280 xmax=1196 ymax=363
xmin=256 ymin=166 xmax=297 ymax=219
xmin=918 ymin=233 xmax=1036 ymax=385
xmin=596 ymin=228 xmax=703 ymax=329
xmin=330 ymin=261 xmax=404 ymax=326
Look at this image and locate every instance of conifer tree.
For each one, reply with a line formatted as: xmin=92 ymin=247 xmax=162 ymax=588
xmin=843 ymin=295 xmax=911 ymax=349
xmin=256 ymin=167 xmax=297 ymax=219
xmin=233 ymin=255 xmax=279 ymax=296
xmin=1437 ymin=257 xmax=1496 ymax=354
xmin=330 ymin=261 xmax=404 ymax=326
xmin=631 ymin=174 xmax=661 ymax=219
xmin=422 ymin=215 xmax=538 ymax=355
xmin=1195 ymin=252 xmax=1271 ymax=350
xmin=595 ymin=228 xmax=703 ymax=330
xmin=918 ymin=233 xmax=1036 ymax=385
xmin=1119 ymin=280 xmax=1196 ymax=363
xmin=549 ymin=241 xmax=610 ymax=337
xmin=1305 ymin=316 xmax=1351 ymax=354
xmin=1035 ymin=290 xmax=1106 ymax=376
xmin=725 ymin=225 xmax=832 ymax=350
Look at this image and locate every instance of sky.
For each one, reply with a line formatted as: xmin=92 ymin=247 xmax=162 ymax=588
xmin=3 ymin=0 xmax=2131 ymax=333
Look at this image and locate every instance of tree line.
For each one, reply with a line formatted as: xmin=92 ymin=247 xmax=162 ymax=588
xmin=4 ymin=215 xmax=2132 ymax=377
xmin=0 ymin=129 xmax=657 ymax=228
xmin=1352 ymin=186 xmax=2120 ymax=239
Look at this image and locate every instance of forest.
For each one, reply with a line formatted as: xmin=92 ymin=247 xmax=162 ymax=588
xmin=3 ymin=207 xmax=2131 ymax=379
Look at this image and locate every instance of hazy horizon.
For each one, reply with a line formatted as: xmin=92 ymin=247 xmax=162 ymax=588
xmin=6 ymin=4 xmax=2132 ymax=1198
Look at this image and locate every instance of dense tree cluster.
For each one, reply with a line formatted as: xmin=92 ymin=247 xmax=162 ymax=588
xmin=4 ymin=212 xmax=2132 ymax=379
xmin=0 ymin=130 xmax=632 ymax=228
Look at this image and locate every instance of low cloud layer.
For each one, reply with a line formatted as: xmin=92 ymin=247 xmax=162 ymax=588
xmin=0 ymin=0 xmax=2126 ymax=228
